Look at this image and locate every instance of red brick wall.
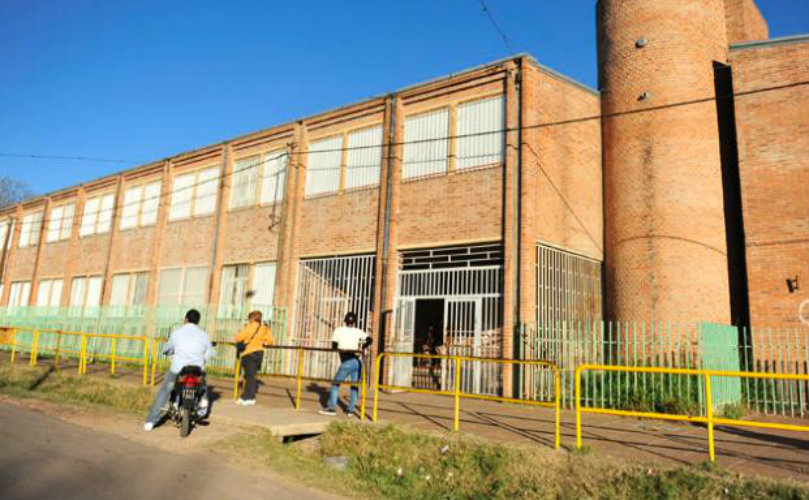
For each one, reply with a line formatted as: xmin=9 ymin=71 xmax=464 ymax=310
xmin=731 ymin=39 xmax=809 ymax=328
xmin=221 ymin=207 xmax=281 ymax=264
xmin=297 ymin=189 xmax=379 ymax=256
xmin=520 ymin=62 xmax=603 ymax=321
xmin=599 ymin=0 xmax=732 ymax=324
xmin=724 ymin=0 xmax=769 ymax=44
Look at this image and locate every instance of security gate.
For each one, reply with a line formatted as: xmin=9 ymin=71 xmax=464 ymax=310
xmin=292 ymin=254 xmax=375 ymax=379
xmin=390 ymin=245 xmax=503 ymax=395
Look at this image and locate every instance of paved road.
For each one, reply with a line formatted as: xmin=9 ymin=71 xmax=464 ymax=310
xmin=0 ymin=403 xmax=341 ymax=500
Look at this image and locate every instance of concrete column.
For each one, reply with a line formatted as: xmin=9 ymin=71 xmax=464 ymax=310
xmin=28 ymin=198 xmax=52 ymax=305
xmin=208 ymin=144 xmax=233 ymax=306
xmin=101 ymin=176 xmax=125 ymax=304
xmin=146 ymin=161 xmax=172 ymax=306
xmin=371 ymin=95 xmax=397 ymax=363
xmin=1 ymin=206 xmax=24 ymax=305
xmin=61 ymin=188 xmax=86 ymax=306
xmin=501 ymin=61 xmax=521 ymax=397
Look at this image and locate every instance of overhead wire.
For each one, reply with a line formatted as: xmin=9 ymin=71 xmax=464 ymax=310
xmin=2 ymin=77 xmax=807 ymax=229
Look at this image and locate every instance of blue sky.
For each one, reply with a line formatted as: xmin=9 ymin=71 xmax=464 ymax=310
xmin=1 ymin=0 xmax=807 ymax=195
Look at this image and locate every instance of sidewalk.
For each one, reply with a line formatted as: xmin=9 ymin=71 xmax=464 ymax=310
xmin=4 ymin=355 xmax=808 ymax=483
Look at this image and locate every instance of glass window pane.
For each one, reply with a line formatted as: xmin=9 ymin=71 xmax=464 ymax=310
xmin=305 ymin=136 xmax=343 ymax=196
xmin=97 ymin=195 xmax=115 ymax=234
xmin=251 ymin=262 xmax=276 ymax=312
xmin=456 ymin=95 xmax=505 ymax=170
xmin=158 ymin=269 xmax=182 ymax=305
xmin=60 ymin=204 xmax=75 ymax=240
xmin=70 ymin=278 xmax=86 ymax=307
xmin=132 ymin=272 xmax=149 ymax=305
xmin=80 ymin=197 xmax=100 ymax=236
xmin=194 ymin=167 xmax=220 ymax=216
xmin=260 ymin=151 xmax=286 ymax=205
xmin=230 ymin=158 xmax=259 ymax=209
xmin=181 ymin=267 xmax=208 ymax=305
xmin=47 ymin=207 xmax=64 ymax=242
xmin=110 ymin=274 xmax=130 ymax=306
xmin=120 ymin=187 xmax=142 ymax=230
xmin=169 ymin=173 xmax=194 ymax=220
xmin=36 ymin=280 xmax=52 ymax=307
xmin=345 ymin=126 xmax=383 ymax=189
xmin=403 ymin=108 xmax=449 ymax=179
xmin=141 ymin=182 xmax=161 ymax=226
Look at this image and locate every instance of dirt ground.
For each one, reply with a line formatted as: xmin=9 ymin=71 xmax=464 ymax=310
xmin=0 ymin=395 xmax=345 ymax=500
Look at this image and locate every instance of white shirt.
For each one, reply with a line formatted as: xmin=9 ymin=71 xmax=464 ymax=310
xmin=330 ymin=326 xmax=368 ymax=351
xmin=163 ymin=323 xmax=215 ymax=373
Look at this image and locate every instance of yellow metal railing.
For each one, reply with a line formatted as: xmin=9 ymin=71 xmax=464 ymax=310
xmin=0 ymin=327 xmax=18 ymax=363
xmin=373 ymin=352 xmax=561 ymax=449
xmin=3 ymin=328 xmax=150 ymax=386
xmin=232 ymin=345 xmax=368 ymax=419
xmin=575 ymin=364 xmax=809 ymax=461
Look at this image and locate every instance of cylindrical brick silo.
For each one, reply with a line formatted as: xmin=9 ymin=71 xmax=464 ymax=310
xmin=598 ymin=0 xmax=732 ymax=323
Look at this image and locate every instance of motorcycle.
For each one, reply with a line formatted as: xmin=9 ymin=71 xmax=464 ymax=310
xmin=166 ymin=365 xmax=208 ymax=438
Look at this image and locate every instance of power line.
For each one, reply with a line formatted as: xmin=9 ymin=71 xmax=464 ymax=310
xmin=475 ymin=0 xmax=516 ymax=55
xmin=2 ymin=78 xmax=807 ymax=227
xmin=0 ymin=153 xmax=143 ymax=164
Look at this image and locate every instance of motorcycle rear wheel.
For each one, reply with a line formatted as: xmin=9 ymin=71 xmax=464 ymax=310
xmin=180 ymin=408 xmax=191 ymax=438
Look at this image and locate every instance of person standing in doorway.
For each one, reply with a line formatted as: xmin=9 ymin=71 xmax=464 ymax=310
xmin=319 ymin=312 xmax=372 ymax=417
xmin=234 ymin=310 xmax=274 ymax=405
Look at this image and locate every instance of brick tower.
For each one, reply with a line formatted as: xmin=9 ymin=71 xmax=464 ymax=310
xmin=598 ymin=0 xmax=732 ymax=323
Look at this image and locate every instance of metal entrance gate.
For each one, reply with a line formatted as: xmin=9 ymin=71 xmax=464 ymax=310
xmin=390 ymin=265 xmax=503 ymax=395
xmin=292 ymin=254 xmax=375 ymax=379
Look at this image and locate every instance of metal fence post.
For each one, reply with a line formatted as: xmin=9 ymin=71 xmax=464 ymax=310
xmin=575 ymin=365 xmax=583 ymax=449
xmin=295 ymin=348 xmax=304 ymax=412
xmin=10 ymin=328 xmax=17 ymax=363
xmin=233 ymin=356 xmax=242 ymax=400
xmin=372 ymin=353 xmax=383 ymax=422
xmin=454 ymin=356 xmax=461 ymax=432
xmin=554 ymin=365 xmax=561 ymax=450
xmin=29 ymin=330 xmax=40 ymax=367
xmin=110 ymin=336 xmax=117 ymax=375
xmin=141 ymin=336 xmax=149 ymax=386
xmin=705 ymin=373 xmax=716 ymax=462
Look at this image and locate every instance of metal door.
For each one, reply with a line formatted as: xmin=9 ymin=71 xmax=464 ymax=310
xmin=443 ymin=298 xmax=482 ymax=393
xmin=391 ymin=298 xmax=416 ymax=387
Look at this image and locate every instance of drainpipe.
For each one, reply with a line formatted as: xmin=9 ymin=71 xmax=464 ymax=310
xmin=512 ymin=60 xmax=523 ymax=397
xmin=207 ymin=145 xmax=230 ymax=305
xmin=378 ymin=95 xmax=397 ymax=353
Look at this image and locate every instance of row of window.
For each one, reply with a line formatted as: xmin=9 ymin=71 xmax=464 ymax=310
xmin=1 ymin=95 xmax=505 ymax=247
xmin=2 ymin=262 xmax=276 ymax=317
xmin=303 ymin=94 xmax=505 ymax=197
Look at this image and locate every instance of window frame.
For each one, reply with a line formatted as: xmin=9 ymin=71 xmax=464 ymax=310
xmin=168 ymin=166 xmax=221 ymax=221
xmin=46 ymin=202 xmax=76 ymax=243
xmin=18 ymin=210 xmax=44 ymax=248
xmin=80 ymin=192 xmax=116 ymax=237
xmin=120 ymin=180 xmax=162 ymax=230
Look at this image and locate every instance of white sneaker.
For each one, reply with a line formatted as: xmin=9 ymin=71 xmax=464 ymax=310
xmin=243 ymin=399 xmax=256 ymax=406
xmin=143 ymin=422 xmax=154 ymax=432
xmin=236 ymin=399 xmax=246 ymax=405
xmin=319 ymin=409 xmax=337 ymax=416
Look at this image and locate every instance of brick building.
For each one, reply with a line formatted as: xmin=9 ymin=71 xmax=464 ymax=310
xmin=0 ymin=1 xmax=806 ymax=392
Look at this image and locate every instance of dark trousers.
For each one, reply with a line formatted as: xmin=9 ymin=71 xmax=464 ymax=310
xmin=241 ymin=351 xmax=264 ymax=400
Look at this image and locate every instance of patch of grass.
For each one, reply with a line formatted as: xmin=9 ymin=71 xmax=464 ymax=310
xmin=718 ymin=402 xmax=747 ymax=420
xmin=226 ymin=422 xmax=809 ymax=500
xmin=0 ymin=364 xmax=152 ymax=414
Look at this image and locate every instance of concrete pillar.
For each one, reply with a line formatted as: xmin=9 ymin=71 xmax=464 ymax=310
xmin=62 ymin=187 xmax=86 ymax=306
xmin=208 ymin=144 xmax=233 ymax=306
xmin=28 ymin=198 xmax=52 ymax=305
xmin=1 ymin=206 xmax=24 ymax=305
xmin=146 ymin=161 xmax=172 ymax=306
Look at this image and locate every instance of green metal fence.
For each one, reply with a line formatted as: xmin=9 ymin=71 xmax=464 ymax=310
xmin=519 ymin=321 xmax=809 ymax=418
xmin=0 ymin=304 xmax=289 ymax=375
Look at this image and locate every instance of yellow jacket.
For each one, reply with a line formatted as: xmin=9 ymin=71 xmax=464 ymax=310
xmin=234 ymin=322 xmax=273 ymax=356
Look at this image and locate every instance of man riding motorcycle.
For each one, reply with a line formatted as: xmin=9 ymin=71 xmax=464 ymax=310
xmin=144 ymin=309 xmax=214 ymax=431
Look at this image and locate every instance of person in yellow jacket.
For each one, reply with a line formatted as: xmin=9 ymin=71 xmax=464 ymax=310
xmin=234 ymin=310 xmax=273 ymax=405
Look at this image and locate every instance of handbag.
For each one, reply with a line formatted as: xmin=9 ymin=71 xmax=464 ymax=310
xmin=235 ymin=324 xmax=262 ymax=358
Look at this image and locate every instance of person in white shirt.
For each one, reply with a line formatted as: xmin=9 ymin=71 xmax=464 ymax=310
xmin=319 ymin=312 xmax=372 ymax=417
xmin=144 ymin=309 xmax=215 ymax=431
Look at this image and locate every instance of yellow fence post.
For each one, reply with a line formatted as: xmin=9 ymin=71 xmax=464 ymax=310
xmin=81 ymin=333 xmax=88 ymax=374
xmin=372 ymin=353 xmax=383 ymax=422
xmin=705 ymin=373 xmax=716 ymax=462
xmin=29 ymin=330 xmax=40 ymax=367
xmin=141 ymin=336 xmax=149 ymax=386
xmin=295 ymin=348 xmax=304 ymax=412
xmin=150 ymin=338 xmax=158 ymax=387
xmin=360 ymin=354 xmax=367 ymax=421
xmin=453 ymin=356 xmax=461 ymax=432
xmin=110 ymin=336 xmax=117 ymax=375
xmin=54 ymin=331 xmax=63 ymax=368
xmin=10 ymin=328 xmax=17 ymax=364
xmin=233 ymin=356 xmax=242 ymax=400
xmin=575 ymin=365 xmax=583 ymax=449
xmin=553 ymin=366 xmax=561 ymax=450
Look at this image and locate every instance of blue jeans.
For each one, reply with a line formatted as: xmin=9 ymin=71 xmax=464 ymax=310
xmin=146 ymin=371 xmax=177 ymax=424
xmin=327 ymin=357 xmax=362 ymax=413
